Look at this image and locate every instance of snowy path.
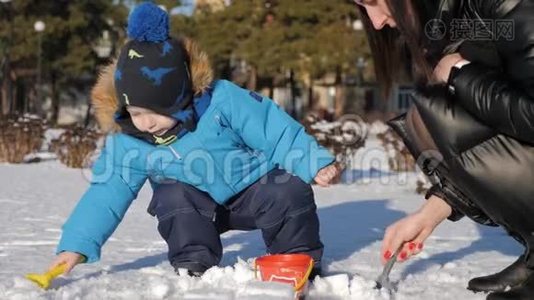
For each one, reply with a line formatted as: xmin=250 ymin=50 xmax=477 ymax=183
xmin=0 ymin=161 xmax=522 ymax=299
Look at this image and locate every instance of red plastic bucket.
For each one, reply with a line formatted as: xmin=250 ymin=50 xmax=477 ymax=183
xmin=255 ymin=254 xmax=314 ymax=296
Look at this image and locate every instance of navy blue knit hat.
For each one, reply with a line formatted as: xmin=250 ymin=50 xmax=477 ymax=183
xmin=115 ymin=2 xmax=193 ymax=116
xmin=113 ymin=2 xmax=197 ymax=145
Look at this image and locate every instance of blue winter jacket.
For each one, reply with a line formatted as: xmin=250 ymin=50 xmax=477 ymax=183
xmin=57 ymin=79 xmax=335 ymax=263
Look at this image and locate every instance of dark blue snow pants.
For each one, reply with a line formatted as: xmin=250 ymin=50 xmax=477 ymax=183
xmin=147 ymin=169 xmax=323 ymax=271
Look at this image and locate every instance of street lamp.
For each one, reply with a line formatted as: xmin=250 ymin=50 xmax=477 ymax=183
xmin=94 ymin=30 xmax=112 ymax=58
xmin=353 ymin=19 xmax=363 ymax=31
xmin=34 ymin=20 xmax=45 ymax=115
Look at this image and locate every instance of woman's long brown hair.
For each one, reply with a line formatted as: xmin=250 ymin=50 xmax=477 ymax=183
xmin=358 ymin=0 xmax=442 ymax=97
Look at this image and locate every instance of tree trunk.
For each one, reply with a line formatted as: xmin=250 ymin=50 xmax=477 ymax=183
xmin=8 ymin=70 xmax=16 ymax=114
xmin=50 ymin=72 xmax=59 ymax=125
xmin=246 ymin=65 xmax=257 ymax=91
xmin=334 ymin=66 xmax=344 ymax=118
xmin=15 ymin=77 xmax=26 ymax=114
xmin=34 ymin=79 xmax=44 ymax=118
xmin=268 ymin=77 xmax=274 ymax=99
xmin=221 ymin=59 xmax=233 ymax=81
xmin=1 ymin=8 xmax=14 ymax=116
xmin=289 ymin=69 xmax=297 ymax=118
xmin=9 ymin=69 xmax=21 ymax=114
xmin=1 ymin=63 xmax=15 ymax=116
xmin=1 ymin=75 xmax=9 ymax=115
xmin=308 ymin=78 xmax=314 ymax=110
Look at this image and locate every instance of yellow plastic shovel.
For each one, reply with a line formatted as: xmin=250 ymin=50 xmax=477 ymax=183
xmin=25 ymin=263 xmax=67 ymax=290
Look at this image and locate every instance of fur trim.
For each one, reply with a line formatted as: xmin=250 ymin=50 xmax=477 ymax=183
xmin=184 ymin=38 xmax=214 ymax=96
xmin=91 ymin=61 xmax=121 ymax=133
xmin=90 ymin=38 xmax=214 ymax=133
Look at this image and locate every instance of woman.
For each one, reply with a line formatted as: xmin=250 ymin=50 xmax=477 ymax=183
xmin=355 ymin=0 xmax=534 ymax=299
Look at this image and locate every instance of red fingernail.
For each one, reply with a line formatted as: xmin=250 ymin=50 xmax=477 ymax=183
xmin=417 ymin=243 xmax=424 ymax=250
xmin=408 ymin=242 xmax=415 ymax=250
xmin=400 ymin=251 xmax=407 ymax=260
xmin=384 ymin=250 xmax=392 ymax=260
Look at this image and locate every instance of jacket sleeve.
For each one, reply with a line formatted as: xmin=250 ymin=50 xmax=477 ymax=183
xmin=388 ymin=114 xmax=465 ymax=222
xmin=388 ymin=112 xmax=497 ymax=225
xmin=449 ymin=0 xmax=534 ymax=144
xmin=56 ymin=134 xmax=148 ymax=263
xmin=449 ymin=63 xmax=534 ymax=144
xmin=220 ymin=80 xmax=335 ymax=183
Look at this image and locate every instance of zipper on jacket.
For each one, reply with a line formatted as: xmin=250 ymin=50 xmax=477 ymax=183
xmin=168 ymin=145 xmax=182 ymax=160
xmin=215 ymin=114 xmax=229 ymax=128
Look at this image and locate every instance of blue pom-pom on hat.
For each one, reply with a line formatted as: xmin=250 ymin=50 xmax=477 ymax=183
xmin=127 ymin=2 xmax=169 ymax=42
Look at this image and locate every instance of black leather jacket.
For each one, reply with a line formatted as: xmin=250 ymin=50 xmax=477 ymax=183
xmin=389 ymin=0 xmax=534 ymax=262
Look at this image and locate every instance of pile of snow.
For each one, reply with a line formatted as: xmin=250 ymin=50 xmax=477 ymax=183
xmin=42 ymin=128 xmax=66 ymax=151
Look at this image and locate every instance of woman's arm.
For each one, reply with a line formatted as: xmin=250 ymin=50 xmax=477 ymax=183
xmin=446 ymin=0 xmax=534 ymax=144
xmin=449 ymin=63 xmax=534 ymax=144
xmin=381 ymin=195 xmax=452 ymax=264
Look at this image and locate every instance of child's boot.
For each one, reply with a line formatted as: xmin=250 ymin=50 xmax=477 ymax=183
xmin=172 ymin=261 xmax=209 ymax=277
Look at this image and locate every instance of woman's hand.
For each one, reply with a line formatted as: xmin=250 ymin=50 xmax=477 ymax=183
xmin=314 ymin=162 xmax=343 ymax=187
xmin=380 ymin=195 xmax=452 ymax=264
xmin=433 ymin=53 xmax=467 ymax=83
xmin=48 ymin=251 xmax=85 ymax=275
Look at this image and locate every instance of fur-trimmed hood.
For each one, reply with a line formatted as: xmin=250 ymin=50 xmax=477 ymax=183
xmin=91 ymin=38 xmax=214 ymax=133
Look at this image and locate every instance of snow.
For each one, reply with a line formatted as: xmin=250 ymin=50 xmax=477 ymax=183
xmin=0 ymin=131 xmax=524 ymax=299
xmin=368 ymin=121 xmax=390 ymax=136
xmin=42 ymin=128 xmax=66 ymax=150
xmin=348 ymin=137 xmax=391 ymax=173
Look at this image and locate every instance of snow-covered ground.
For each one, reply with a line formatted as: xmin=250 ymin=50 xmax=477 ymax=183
xmin=0 ymin=137 xmax=523 ymax=299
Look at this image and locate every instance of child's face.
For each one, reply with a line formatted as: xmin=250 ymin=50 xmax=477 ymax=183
xmin=126 ymin=106 xmax=177 ymax=136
